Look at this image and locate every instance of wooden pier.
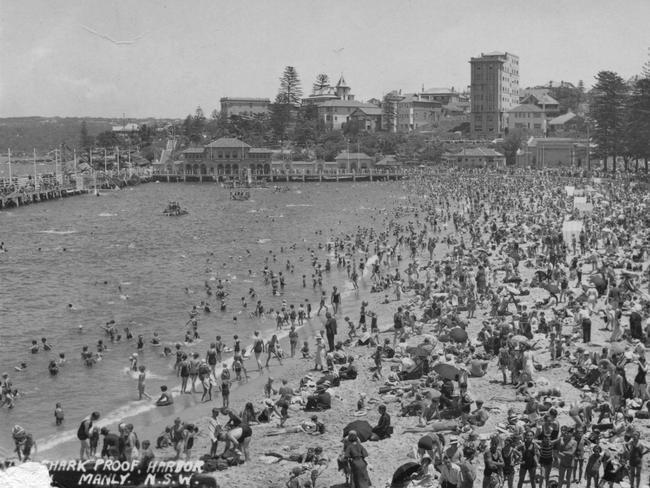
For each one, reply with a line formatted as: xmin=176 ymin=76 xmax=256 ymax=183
xmin=151 ymin=171 xmax=407 ymax=184
xmin=0 ymin=186 xmax=89 ymax=209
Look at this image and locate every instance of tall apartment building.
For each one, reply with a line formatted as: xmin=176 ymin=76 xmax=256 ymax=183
xmin=470 ymin=52 xmax=519 ymax=137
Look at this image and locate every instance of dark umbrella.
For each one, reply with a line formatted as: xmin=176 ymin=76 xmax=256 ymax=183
xmin=590 ymin=275 xmax=606 ymax=287
xmin=391 ymin=462 xmax=421 ymax=487
xmin=449 ymin=327 xmax=468 ymax=343
xmin=432 ymin=363 xmax=464 ymax=380
xmin=504 ymin=276 xmax=522 ymax=284
xmin=343 ymin=420 xmax=373 ymax=442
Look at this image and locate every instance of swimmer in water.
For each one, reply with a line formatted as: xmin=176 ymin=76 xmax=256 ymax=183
xmin=30 ymin=340 xmax=39 ymax=354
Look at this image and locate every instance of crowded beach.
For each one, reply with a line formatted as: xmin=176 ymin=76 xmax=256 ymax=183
xmin=3 ymin=168 xmax=650 ymax=488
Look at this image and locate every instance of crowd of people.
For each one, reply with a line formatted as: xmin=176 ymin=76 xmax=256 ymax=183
xmin=4 ymin=168 xmax=650 ymax=488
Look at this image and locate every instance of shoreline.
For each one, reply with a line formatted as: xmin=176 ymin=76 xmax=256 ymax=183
xmin=37 ymin=264 xmax=389 ymax=460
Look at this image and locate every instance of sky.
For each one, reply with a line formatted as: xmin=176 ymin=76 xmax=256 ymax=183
xmin=1 ymin=0 xmax=649 ymax=119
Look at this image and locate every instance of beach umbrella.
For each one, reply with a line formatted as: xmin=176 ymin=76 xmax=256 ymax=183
xmin=391 ymin=462 xmax=421 ymax=487
xmin=449 ymin=326 xmax=468 ymax=343
xmin=504 ymin=276 xmax=522 ymax=284
xmin=590 ymin=275 xmax=606 ymax=287
xmin=438 ymin=332 xmax=450 ymax=343
xmin=432 ymin=363 xmax=464 ymax=380
xmin=343 ymin=420 xmax=373 ymax=442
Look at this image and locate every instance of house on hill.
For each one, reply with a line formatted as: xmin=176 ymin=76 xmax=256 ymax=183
xmin=507 ymin=104 xmax=546 ymax=136
xmin=547 ymin=111 xmax=585 ymax=135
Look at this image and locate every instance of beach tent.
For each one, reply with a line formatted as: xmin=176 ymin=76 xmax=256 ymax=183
xmin=565 ymin=186 xmax=575 ymax=196
xmin=562 ymin=220 xmax=583 ymax=245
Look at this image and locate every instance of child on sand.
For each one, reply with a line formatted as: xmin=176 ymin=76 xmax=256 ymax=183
xmin=301 ymin=341 xmax=311 ymax=359
xmin=138 ymin=366 xmax=152 ymax=400
xmin=371 ymin=346 xmax=383 ymax=380
xmin=89 ymin=427 xmax=99 ymax=457
xmin=264 ymin=377 xmax=275 ymax=398
xmin=155 ymin=385 xmax=173 ymax=406
xmin=314 ymin=338 xmax=325 ymax=371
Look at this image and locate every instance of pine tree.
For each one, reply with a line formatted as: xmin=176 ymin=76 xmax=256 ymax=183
xmin=79 ymin=120 xmax=93 ymax=150
xmin=642 ymin=47 xmax=650 ymax=79
xmin=624 ymin=78 xmax=650 ymax=171
xmin=591 ymin=71 xmax=628 ymax=171
xmin=277 ymin=66 xmax=302 ymax=106
xmin=312 ymin=73 xmax=330 ymax=94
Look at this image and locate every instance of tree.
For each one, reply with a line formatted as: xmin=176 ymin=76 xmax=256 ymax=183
xmin=549 ymin=84 xmax=583 ymax=114
xmin=277 ymin=66 xmax=303 ymax=106
xmin=270 ymin=100 xmax=292 ymax=144
xmin=624 ymin=77 xmax=650 ymax=171
xmin=591 ymin=71 xmax=628 ymax=171
xmin=496 ymin=129 xmax=524 ymax=165
xmin=79 ymin=121 xmax=93 ymax=150
xmin=96 ymin=130 xmax=119 ymax=148
xmin=382 ymin=93 xmax=400 ymax=132
xmin=312 ymin=73 xmax=330 ymax=93
xmin=642 ymin=47 xmax=650 ymax=79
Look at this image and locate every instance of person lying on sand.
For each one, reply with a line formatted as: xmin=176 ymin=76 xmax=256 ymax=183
xmin=264 ymin=415 xmax=326 ymax=436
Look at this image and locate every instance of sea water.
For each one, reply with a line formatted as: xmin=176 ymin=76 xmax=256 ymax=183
xmin=0 ymin=181 xmax=405 ymax=456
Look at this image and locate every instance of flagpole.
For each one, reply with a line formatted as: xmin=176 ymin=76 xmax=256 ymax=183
xmin=104 ymin=148 xmax=107 ymax=173
xmin=8 ymin=148 xmax=12 ymax=182
xmin=33 ymin=148 xmax=37 ymax=188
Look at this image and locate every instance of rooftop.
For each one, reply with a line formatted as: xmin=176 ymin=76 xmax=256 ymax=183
xmin=444 ymin=147 xmax=504 ymax=157
xmin=182 ymin=147 xmax=205 ymax=154
xmin=350 ymin=106 xmax=383 ymax=116
xmin=317 ymin=99 xmax=377 ymax=108
xmin=549 ymin=111 xmax=578 ymax=125
xmin=508 ymin=103 xmax=544 ymax=113
xmin=220 ymin=97 xmax=270 ymax=102
xmin=205 ymin=138 xmax=252 ymax=148
xmin=335 ymin=151 xmax=372 ymax=160
xmin=422 ymin=87 xmax=456 ymax=94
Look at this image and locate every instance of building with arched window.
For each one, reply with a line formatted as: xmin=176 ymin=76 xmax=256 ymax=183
xmin=177 ymin=137 xmax=272 ymax=177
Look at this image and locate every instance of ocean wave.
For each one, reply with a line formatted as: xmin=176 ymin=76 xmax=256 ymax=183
xmin=38 ymin=230 xmax=77 ymax=235
xmin=286 ymin=204 xmax=312 ymax=207
xmin=122 ymin=367 xmax=169 ymax=381
xmin=98 ymin=212 xmax=116 ymax=217
xmin=37 ymin=399 xmax=161 ymax=454
xmin=257 ymin=238 xmax=271 ymax=244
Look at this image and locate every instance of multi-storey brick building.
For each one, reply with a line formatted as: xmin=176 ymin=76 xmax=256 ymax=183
xmin=470 ymin=51 xmax=519 ymax=137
